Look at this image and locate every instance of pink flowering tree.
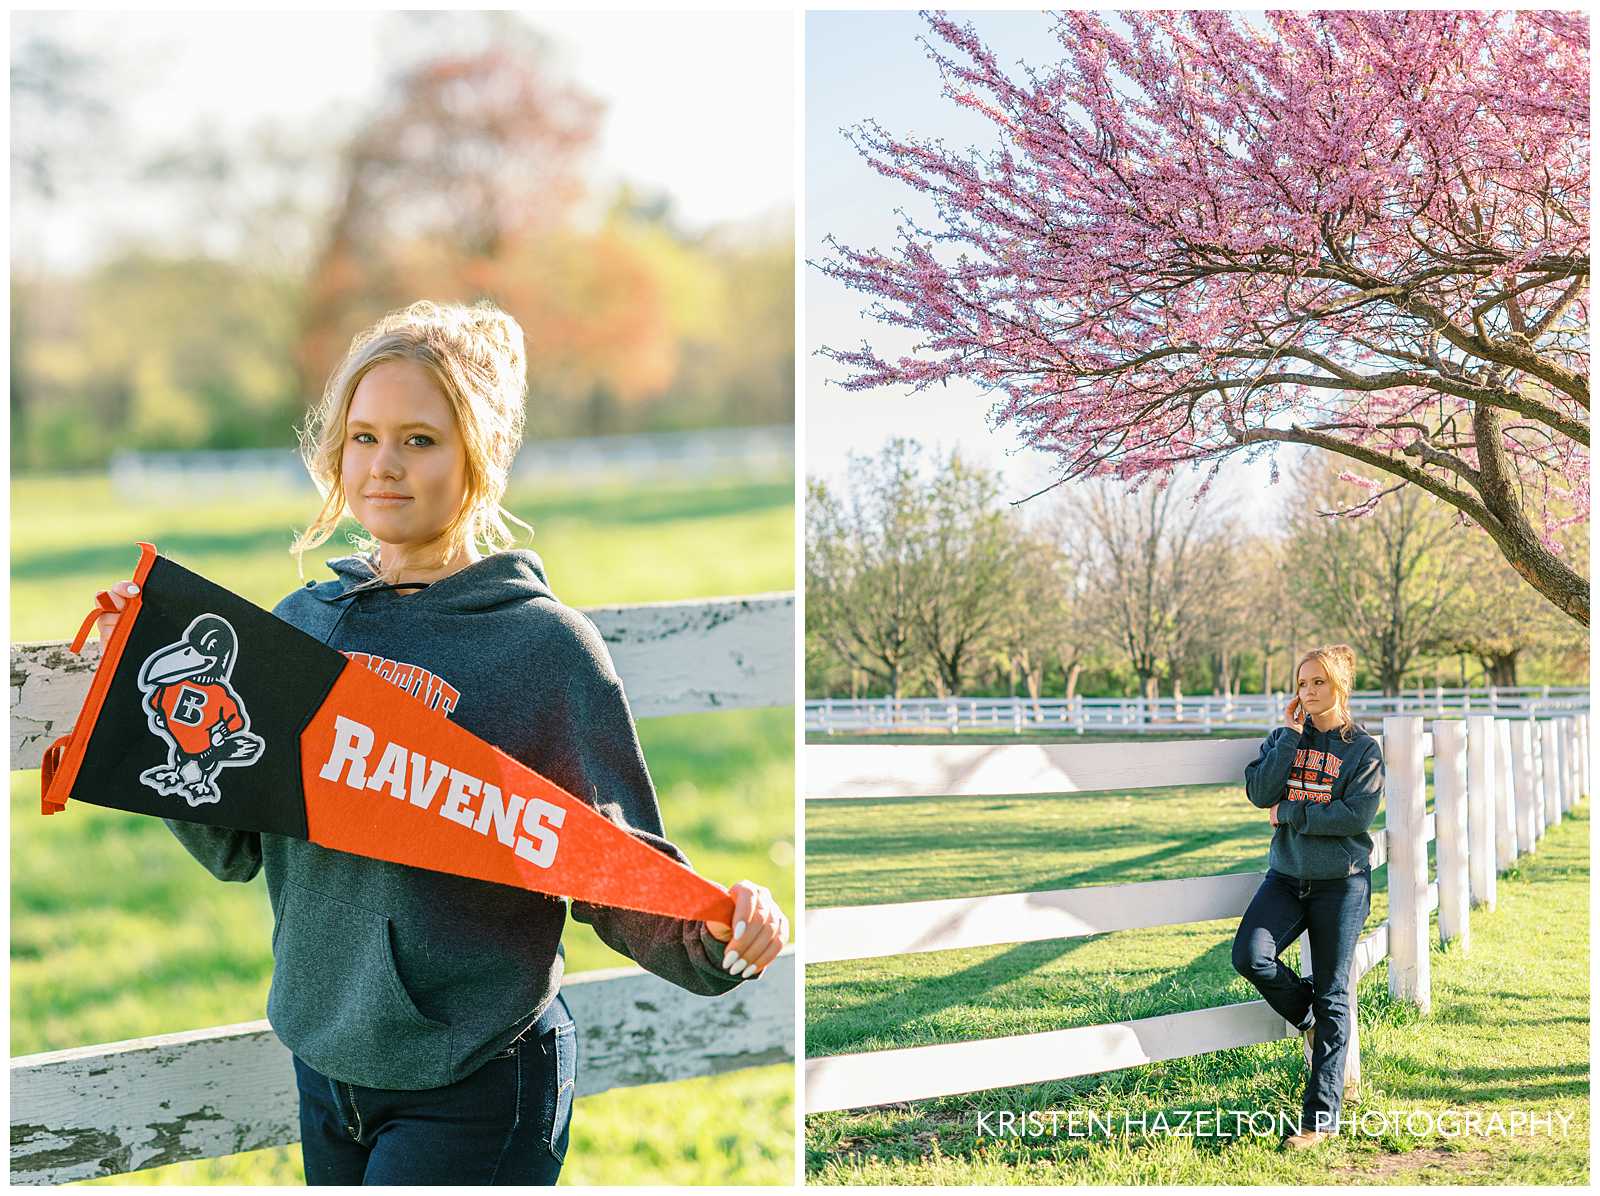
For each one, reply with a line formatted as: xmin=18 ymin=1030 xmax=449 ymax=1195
xmin=819 ymin=10 xmax=1590 ymax=624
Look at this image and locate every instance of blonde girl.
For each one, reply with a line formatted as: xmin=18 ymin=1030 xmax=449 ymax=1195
xmin=94 ymin=299 xmax=788 ymax=1185
xmin=1234 ymin=644 xmax=1384 ymax=1150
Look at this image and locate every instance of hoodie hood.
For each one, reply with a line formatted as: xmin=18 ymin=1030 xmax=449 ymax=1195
xmin=306 ymin=550 xmax=555 ymax=614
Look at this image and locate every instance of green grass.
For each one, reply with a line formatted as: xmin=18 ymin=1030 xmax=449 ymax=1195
xmin=9 ymin=473 xmax=794 ymax=641
xmin=10 ymin=470 xmax=795 ymax=1185
xmin=805 ymin=766 xmax=1588 ymax=1184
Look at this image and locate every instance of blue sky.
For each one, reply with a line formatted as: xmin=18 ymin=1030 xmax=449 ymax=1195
xmin=805 ymin=10 xmax=1299 ymax=526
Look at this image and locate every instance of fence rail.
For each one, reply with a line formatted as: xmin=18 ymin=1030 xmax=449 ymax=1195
xmin=9 ymin=591 xmax=797 ymax=1184
xmin=109 ymin=426 xmax=793 ymax=502
xmin=802 ymin=712 xmax=1589 ymax=1114
xmin=805 ymin=687 xmax=1590 ymax=736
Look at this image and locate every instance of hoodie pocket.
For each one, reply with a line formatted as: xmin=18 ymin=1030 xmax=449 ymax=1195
xmin=267 ymin=880 xmax=453 ymax=1089
xmin=1337 ymin=833 xmax=1372 ymax=874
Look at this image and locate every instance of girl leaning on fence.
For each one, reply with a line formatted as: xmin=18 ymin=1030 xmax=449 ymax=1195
xmin=92 ymin=298 xmax=788 ymax=1186
xmin=1232 ymin=643 xmax=1384 ymax=1151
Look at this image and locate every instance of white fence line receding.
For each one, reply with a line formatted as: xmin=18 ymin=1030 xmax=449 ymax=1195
xmin=10 ymin=592 xmax=797 ymax=1184
xmin=110 ymin=426 xmax=793 ymax=503
xmin=805 ymin=687 xmax=1590 ymax=736
xmin=802 ymin=713 xmax=1589 ymax=1114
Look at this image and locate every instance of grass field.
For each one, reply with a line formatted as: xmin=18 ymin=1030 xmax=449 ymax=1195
xmin=804 ymin=744 xmax=1589 ymax=1185
xmin=9 ymin=470 xmax=796 ymax=1185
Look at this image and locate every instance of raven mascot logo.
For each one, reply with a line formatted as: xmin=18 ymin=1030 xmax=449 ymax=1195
xmin=136 ymin=613 xmax=264 ymax=807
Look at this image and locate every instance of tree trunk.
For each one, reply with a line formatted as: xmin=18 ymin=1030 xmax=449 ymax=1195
xmin=1063 ymin=659 xmax=1082 ymax=702
xmin=1481 ymin=651 xmax=1519 ymax=688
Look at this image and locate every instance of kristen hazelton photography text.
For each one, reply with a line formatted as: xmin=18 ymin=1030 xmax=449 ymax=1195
xmin=803 ymin=6 xmax=1587 ymax=1188
xmin=970 ymin=1107 xmax=1579 ymax=1142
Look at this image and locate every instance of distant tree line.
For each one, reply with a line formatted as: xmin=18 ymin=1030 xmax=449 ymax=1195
xmin=10 ymin=13 xmax=793 ymax=471
xmin=805 ymin=440 xmax=1588 ymax=701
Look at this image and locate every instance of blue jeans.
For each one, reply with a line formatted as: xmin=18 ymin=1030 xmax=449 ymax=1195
xmin=1231 ymin=867 xmax=1371 ymax=1135
xmin=293 ymin=992 xmax=576 ymax=1185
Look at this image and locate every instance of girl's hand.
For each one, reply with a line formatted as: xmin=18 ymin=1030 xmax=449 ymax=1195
xmin=703 ymin=880 xmax=787 ymax=980
xmin=1268 ymin=802 xmax=1281 ymax=827
xmin=95 ymin=581 xmax=141 ymax=646
xmin=1284 ymin=697 xmax=1305 ymax=732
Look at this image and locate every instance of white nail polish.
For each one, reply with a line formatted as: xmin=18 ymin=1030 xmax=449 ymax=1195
xmin=725 ymin=952 xmax=743 ymax=973
xmin=741 ymin=962 xmax=758 ymax=978
xmin=733 ymin=920 xmax=746 ymax=940
xmin=127 ymin=584 xmax=139 ymax=594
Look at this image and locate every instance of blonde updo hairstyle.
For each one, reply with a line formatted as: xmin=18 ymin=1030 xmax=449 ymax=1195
xmin=1295 ymin=643 xmax=1359 ymax=742
xmin=290 ymin=299 xmax=533 ymax=586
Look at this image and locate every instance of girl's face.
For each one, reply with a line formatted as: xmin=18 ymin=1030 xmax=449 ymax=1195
xmin=1297 ymin=659 xmax=1334 ymax=716
xmin=341 ymin=359 xmax=469 ymax=561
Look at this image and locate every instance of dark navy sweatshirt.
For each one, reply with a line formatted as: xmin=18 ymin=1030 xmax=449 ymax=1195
xmin=163 ymin=550 xmax=744 ymax=1090
xmin=1244 ymin=718 xmax=1385 ymax=880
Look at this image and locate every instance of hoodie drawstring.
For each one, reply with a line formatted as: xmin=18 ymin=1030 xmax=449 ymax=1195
xmin=328 ymin=581 xmax=432 ymax=602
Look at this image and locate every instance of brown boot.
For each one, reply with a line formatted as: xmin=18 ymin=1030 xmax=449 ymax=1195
xmin=1282 ymin=1129 xmax=1335 ymax=1150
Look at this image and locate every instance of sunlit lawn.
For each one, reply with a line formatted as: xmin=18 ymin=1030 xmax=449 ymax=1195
xmin=804 ymin=745 xmax=1588 ymax=1185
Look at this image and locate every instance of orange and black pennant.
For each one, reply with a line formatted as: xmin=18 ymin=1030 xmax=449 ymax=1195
xmin=41 ymin=543 xmax=734 ymax=924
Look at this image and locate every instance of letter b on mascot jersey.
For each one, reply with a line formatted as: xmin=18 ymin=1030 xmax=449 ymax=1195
xmin=41 ymin=543 xmax=733 ymax=923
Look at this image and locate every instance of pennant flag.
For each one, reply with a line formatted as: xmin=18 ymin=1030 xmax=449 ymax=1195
xmin=40 ymin=543 xmax=735 ymax=924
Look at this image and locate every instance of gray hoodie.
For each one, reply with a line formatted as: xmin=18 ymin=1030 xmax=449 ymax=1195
xmin=1244 ymin=719 xmax=1385 ymax=880
xmin=163 ymin=550 xmax=744 ymax=1091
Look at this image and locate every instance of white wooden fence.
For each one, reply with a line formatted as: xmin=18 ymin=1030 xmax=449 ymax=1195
xmin=109 ymin=426 xmax=793 ymax=502
xmin=806 ymin=686 xmax=1589 ymax=736
xmin=10 ymin=592 xmax=796 ymax=1184
xmin=803 ymin=712 xmax=1589 ymax=1114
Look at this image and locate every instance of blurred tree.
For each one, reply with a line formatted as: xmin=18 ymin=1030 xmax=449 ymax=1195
xmin=1192 ymin=539 xmax=1250 ymax=698
xmin=914 ymin=450 xmax=1027 ymax=697
xmin=991 ymin=532 xmax=1073 ymax=710
xmin=805 ymin=440 xmax=933 ymax=701
xmin=1237 ymin=532 xmax=1313 ymax=697
xmin=299 ymin=14 xmax=602 ymax=394
xmin=1286 ymin=455 xmax=1470 ymax=694
xmin=17 ymin=253 xmax=303 ymax=466
xmin=1068 ymin=478 xmax=1237 ymax=702
xmin=1029 ymin=503 xmax=1109 ymax=703
xmin=10 ymin=22 xmax=119 ymax=452
xmin=1434 ymin=511 xmax=1589 ymax=687
xmin=9 ymin=25 xmax=117 ymax=204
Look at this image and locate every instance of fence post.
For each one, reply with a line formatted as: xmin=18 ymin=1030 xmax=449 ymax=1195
xmin=1533 ymin=722 xmax=1549 ymax=841
xmin=1510 ymin=719 xmax=1539 ymax=856
xmin=1563 ymin=716 xmax=1581 ymax=811
xmin=1385 ymin=716 xmax=1430 ymax=1012
xmin=1574 ymin=709 xmax=1587 ymax=802
xmin=1540 ymin=720 xmax=1562 ymax=830
xmin=1433 ymin=719 xmax=1470 ymax=951
xmin=1466 ymin=715 xmax=1496 ymax=911
xmin=1494 ymin=718 xmax=1516 ymax=870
